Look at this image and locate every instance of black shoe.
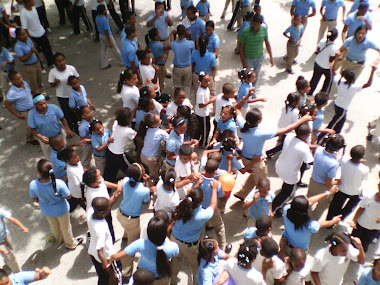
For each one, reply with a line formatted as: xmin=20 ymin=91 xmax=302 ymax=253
xmin=67 ymin=237 xmax=84 ymax=250
xmin=165 ymin=73 xmax=172 ymax=78
xmin=266 ymin=151 xmax=274 ymax=159
xmin=367 ymin=134 xmax=374 ymax=141
xmin=205 ymin=226 xmax=214 ymax=231
xmin=286 ymin=69 xmax=294 ymax=74
xmin=225 ymin=243 xmax=232 ymax=254
xmin=293 ymin=59 xmax=297 ymax=64
xmin=27 ymin=140 xmax=39 ymax=145
xmin=297 ymin=181 xmax=308 ymax=188
xmin=101 ymin=64 xmax=112 ymax=70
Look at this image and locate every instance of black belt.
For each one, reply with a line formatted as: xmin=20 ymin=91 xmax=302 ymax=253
xmin=243 ymin=155 xmax=253 ymax=160
xmin=347 ymin=58 xmax=365 ymax=65
xmin=174 ymin=236 xmax=198 ymax=247
xmin=326 ymin=18 xmax=336 ymax=21
xmin=174 ymin=65 xmax=190 ymax=68
xmin=160 ymin=38 xmax=169 ymax=42
xmin=119 ymin=209 xmax=139 ymax=219
xmin=93 ymin=154 xmax=104 ymax=157
xmin=24 ymin=62 xmax=38 ymax=66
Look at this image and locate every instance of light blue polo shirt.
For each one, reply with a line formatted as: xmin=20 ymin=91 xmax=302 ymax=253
xmin=121 ymin=38 xmax=139 ymax=68
xmin=28 ymin=104 xmax=64 ymax=137
xmin=6 ymin=82 xmax=33 ymax=112
xmin=172 ymin=206 xmax=214 ymax=242
xmin=29 ymin=178 xmax=70 ymax=217
xmin=236 ymin=115 xmax=277 ymax=158
xmin=207 ymin=32 xmax=220 ymax=53
xmin=191 ymin=50 xmax=216 ymax=74
xmin=69 ymin=85 xmax=88 ymax=108
xmin=171 ymin=39 xmax=195 ymax=67
xmin=147 ymin=11 xmax=170 ymax=40
xmin=135 ymin=110 xmax=151 ymax=131
xmin=283 ymin=204 xmax=320 ymax=250
xmin=217 ymin=118 xmax=238 ymax=138
xmin=351 ymin=0 xmax=370 ymax=12
xmin=149 ymin=41 xmax=166 ymax=65
xmin=358 ymin=267 xmax=380 ymax=285
xmin=199 ymin=176 xmax=224 ymax=208
xmin=242 ymin=0 xmax=250 ymax=6
xmin=245 ymin=227 xmax=260 ymax=240
xmin=344 ymin=11 xmax=372 ymax=38
xmin=197 ymin=250 xmax=225 ymax=285
xmin=284 ymin=24 xmax=304 ymax=44
xmin=51 ymin=149 xmax=67 ymax=179
xmin=245 ymin=189 xmax=275 ymax=219
xmin=181 ymin=0 xmax=194 ymax=17
xmin=239 ymin=21 xmax=251 ymax=37
xmin=311 ymin=146 xmax=339 ymax=184
xmin=9 ymin=271 xmax=37 ymax=285
xmin=91 ymin=128 xmax=111 ymax=156
xmin=78 ymin=119 xmax=92 ymax=139
xmin=141 ymin=127 xmax=169 ymax=157
xmin=187 ymin=17 xmax=206 ymax=42
xmin=0 ymin=47 xmax=15 ymax=71
xmin=96 ymin=15 xmax=112 ymax=36
xmin=0 ymin=209 xmax=11 ymax=243
xmin=120 ymin=177 xmax=150 ymax=216
xmin=292 ymin=0 xmax=316 ymax=17
xmin=321 ymin=0 xmax=345 ymax=20
xmin=196 ymin=1 xmax=210 ymax=16
xmin=313 ymin=109 xmax=324 ymax=136
xmin=237 ymin=82 xmax=253 ymax=108
xmin=15 ymin=38 xmax=38 ymax=65
xmin=344 ymin=36 xmax=378 ymax=63
xmin=125 ymin=238 xmax=179 ymax=278
xmin=166 ymin=130 xmax=184 ymax=165
xmin=219 ymin=150 xmax=242 ymax=172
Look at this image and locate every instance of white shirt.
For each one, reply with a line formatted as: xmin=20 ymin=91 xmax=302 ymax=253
xmin=252 ymin=255 xmax=286 ymax=285
xmin=20 ymin=7 xmax=45 ymax=38
xmin=91 ymin=0 xmax=106 ymax=10
xmin=311 ymin=245 xmax=359 ymax=285
xmin=87 ymin=208 xmax=116 ymax=263
xmin=333 ymin=76 xmax=363 ymax=110
xmin=175 ymin=156 xmax=191 ymax=199
xmin=215 ymin=94 xmax=232 ymax=122
xmin=315 ymin=40 xmax=338 ymax=69
xmin=338 ymin=157 xmax=369 ymax=196
xmin=166 ymin=99 xmax=193 ymax=117
xmin=357 ymin=193 xmax=380 ymax=230
xmin=108 ymin=121 xmax=136 ymax=155
xmin=225 ymin=258 xmax=266 ymax=285
xmin=139 ymin=64 xmax=159 ymax=92
xmin=48 ymin=65 xmax=79 ymax=98
xmin=276 ymin=134 xmax=314 ymax=185
xmin=284 ymin=262 xmax=311 ymax=285
xmin=141 ymin=127 xmax=169 ymax=157
xmin=153 ymin=99 xmax=163 ymax=115
xmin=121 ymin=85 xmax=139 ymax=110
xmin=278 ymin=106 xmax=299 ymax=129
xmin=67 ymin=162 xmax=84 ymax=199
xmin=154 ymin=180 xmax=180 ymax=219
xmin=85 ymin=179 xmax=109 ymax=211
xmin=194 ymin=86 xmax=210 ymax=117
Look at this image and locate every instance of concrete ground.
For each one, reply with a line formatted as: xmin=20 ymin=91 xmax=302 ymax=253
xmin=0 ymin=0 xmax=379 ymax=284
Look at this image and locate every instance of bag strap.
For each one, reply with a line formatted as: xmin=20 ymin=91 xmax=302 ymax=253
xmin=318 ymin=43 xmax=334 ymax=54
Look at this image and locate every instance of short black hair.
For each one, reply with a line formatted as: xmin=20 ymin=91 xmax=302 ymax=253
xmin=204 ymin=159 xmax=219 ymax=174
xmin=350 ymin=145 xmax=365 ymax=161
xmin=252 ymin=14 xmax=263 ymax=23
xmin=314 ymin=92 xmax=329 ymax=107
xmin=97 ymin=4 xmax=106 ymax=14
xmin=179 ymin=144 xmax=192 ymax=156
xmin=256 ymin=215 xmax=272 ymax=232
xmin=8 ymin=70 xmax=19 ymax=81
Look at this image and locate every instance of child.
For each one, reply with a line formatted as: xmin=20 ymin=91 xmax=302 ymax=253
xmin=121 ymin=24 xmax=139 ymax=73
xmin=211 ymin=106 xmax=238 ymax=146
xmin=358 ymin=258 xmax=380 ymax=284
xmin=166 ymin=87 xmax=193 ymax=121
xmin=117 ymin=69 xmax=140 ymax=111
xmin=0 ymin=42 xmax=15 ymax=101
xmin=252 ymin=237 xmax=286 ymax=285
xmin=213 ymin=83 xmax=235 ymax=137
xmin=311 ymin=232 xmax=366 ymax=285
xmin=244 ymin=178 xmax=275 ymax=227
xmin=0 ymin=208 xmax=28 ymax=273
xmin=283 ymin=248 xmax=312 ymax=285
xmin=87 ymin=197 xmax=122 ymax=285
xmin=96 ymin=4 xmax=123 ymax=70
xmin=312 ymin=92 xmax=329 ymax=144
xmin=71 ymin=0 xmax=93 ymax=35
xmin=283 ymin=14 xmax=304 ymax=74
xmin=58 ymin=148 xmax=86 ymax=213
xmin=266 ymin=92 xmax=301 ymax=158
xmin=196 ymin=0 xmax=211 ymax=21
xmin=181 ymin=0 xmax=193 ymax=19
xmin=295 ymin=76 xmax=311 ymax=107
xmin=235 ymin=11 xmax=254 ymax=54
xmin=117 ymin=163 xmax=151 ymax=279
xmin=197 ymin=237 xmax=231 ymax=285
xmin=0 ymin=267 xmax=52 ymax=284
xmin=139 ymin=86 xmax=165 ymax=117
xmin=326 ymin=145 xmax=369 ymax=222
xmin=194 ymin=72 xmax=216 ymax=148
xmin=350 ymin=173 xmax=380 ymax=252
xmin=177 ymin=105 xmax=198 ymax=141
xmin=137 ymin=50 xmax=160 ymax=93
xmin=90 ymin=119 xmax=113 ymax=175
xmin=78 ymin=106 xmax=94 ymax=169
xmin=68 ymin=76 xmax=95 ymax=110
xmin=245 ymin=215 xmax=272 ymax=242
xmin=199 ymin=151 xmax=227 ymax=179
xmin=129 ymin=268 xmax=156 ymax=285
xmin=154 ymin=168 xmax=179 ymax=219
xmin=135 ymin=97 xmax=155 ymax=130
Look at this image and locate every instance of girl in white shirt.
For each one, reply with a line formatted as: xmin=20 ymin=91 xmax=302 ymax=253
xmin=166 ymin=87 xmax=193 ymax=121
xmin=137 ymin=50 xmax=160 ymax=93
xmin=117 ymin=69 xmax=140 ymax=110
xmin=311 ymin=231 xmax=366 ymax=285
xmin=154 ymin=168 xmax=179 ymax=219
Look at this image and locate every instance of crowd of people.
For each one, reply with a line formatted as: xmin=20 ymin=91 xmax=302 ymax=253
xmin=1 ymin=0 xmax=380 ymax=284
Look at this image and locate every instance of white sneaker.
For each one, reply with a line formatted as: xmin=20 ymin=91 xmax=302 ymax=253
xmin=41 ymin=69 xmax=47 ymax=74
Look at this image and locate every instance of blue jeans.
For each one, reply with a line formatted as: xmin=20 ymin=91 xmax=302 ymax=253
xmin=245 ymin=55 xmax=264 ymax=86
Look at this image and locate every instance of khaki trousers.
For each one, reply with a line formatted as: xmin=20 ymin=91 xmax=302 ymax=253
xmin=341 ymin=59 xmax=365 ymax=80
xmin=173 ymin=65 xmax=192 ymax=98
xmin=117 ymin=210 xmax=140 ymax=277
xmin=237 ymin=6 xmax=249 ymax=29
xmin=0 ymin=71 xmax=10 ymax=99
xmin=222 ymin=0 xmax=236 ymax=15
xmin=301 ymin=16 xmax=308 ymax=30
xmin=158 ymin=64 xmax=166 ymax=91
xmin=45 ymin=211 xmax=77 ymax=249
xmin=0 ymin=237 xmax=21 ymax=273
xmin=99 ymin=34 xmax=123 ymax=68
xmin=170 ymin=235 xmax=199 ymax=285
xmin=22 ymin=62 xmax=44 ymax=93
xmin=235 ymin=158 xmax=268 ymax=200
xmin=199 ymin=14 xmax=210 ymax=22
xmin=210 ymin=58 xmax=219 ymax=96
xmin=39 ymin=131 xmax=66 ymax=159
xmin=247 ymin=216 xmax=256 ymax=228
xmin=286 ymin=40 xmax=299 ymax=70
xmin=206 ymin=208 xmax=226 ymax=249
xmin=317 ymin=19 xmax=337 ymax=44
xmin=308 ymin=178 xmax=330 ymax=220
xmin=19 ymin=110 xmax=35 ymax=142
xmin=94 ymin=155 xmax=106 ymax=176
xmin=81 ymin=142 xmax=93 ymax=169
xmin=140 ymin=154 xmax=161 ymax=183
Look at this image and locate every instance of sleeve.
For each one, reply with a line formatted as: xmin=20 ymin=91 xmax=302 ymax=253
xmin=348 ymin=244 xmax=359 ymax=262
xmin=343 ymin=37 xmax=352 ymax=49
xmin=292 ymin=0 xmax=297 ymax=6
xmin=191 ymin=50 xmax=196 ymax=64
xmin=5 ymin=90 xmax=15 ymax=102
xmin=244 ymin=227 xmax=256 ymax=239
xmin=211 ymin=53 xmax=216 ymax=68
xmin=68 ymin=93 xmax=75 ymax=108
xmin=302 ymin=148 xmax=314 ymax=164
xmin=73 ymin=66 xmax=79 ymax=77
xmin=263 ymin=129 xmax=277 ymax=140
xmin=202 ymin=207 xmax=215 ymax=221
xmin=195 ymin=2 xmax=200 ymax=10
xmin=327 ymin=162 xmax=339 ymax=178
xmin=273 ymin=259 xmax=287 ymax=279
xmin=91 ymin=135 xmax=101 ymax=148
xmin=232 ymin=157 xmax=243 ymax=171
xmin=215 ymin=37 xmax=220 ymax=49
xmin=125 ymin=239 xmax=143 ymax=256
xmin=94 ymin=226 xmax=106 ymax=250
xmin=143 ymin=188 xmax=150 ymax=203
xmin=20 ymin=11 xmax=28 ymax=30
xmin=344 ymin=15 xmax=352 ymax=26
xmin=308 ymin=220 xmax=320 ymax=234
xmin=340 ymin=0 xmax=345 ymax=7
xmin=29 ymin=181 xmax=37 ymax=198
xmin=263 ymin=26 xmax=268 ymax=41
xmin=245 ymin=190 xmax=256 ymax=202
xmin=321 ymin=0 xmax=326 ymax=7
xmin=333 ymin=76 xmax=340 ymax=85
xmin=236 ymin=115 xmax=246 ymax=129
xmin=48 ymin=69 xmax=56 ymax=83
xmin=147 ymin=13 xmax=155 ymax=22
xmin=57 ymin=180 xmax=71 ymax=198
xmin=330 ymin=45 xmax=339 ymax=57
xmin=166 ymin=138 xmax=176 ymax=152
xmin=368 ymin=40 xmax=379 ymax=51
xmin=284 ymin=27 xmax=290 ymax=35
xmin=14 ymin=44 xmax=24 ymax=57
xmin=200 ymin=22 xmax=206 ymax=35
xmin=197 ymin=89 xmax=206 ymax=105
xmin=127 ymin=50 xmax=136 ymax=63
xmin=0 ymin=209 xmax=11 ymax=220
xmin=311 ymin=249 xmax=325 ymax=273
xmin=200 ymin=156 xmax=207 ymax=172
xmin=358 ymin=268 xmax=370 ymax=285
xmin=358 ymin=195 xmax=370 ymax=209
xmin=52 ymin=104 xmax=65 ymax=119
xmin=4 ymin=49 xmax=14 ymax=62
xmin=217 ymin=182 xmax=225 ymax=198
xmin=202 ymin=270 xmax=214 ymax=285
xmin=190 ymin=40 xmax=195 ymax=50
xmin=311 ymin=0 xmax=316 ymax=9
xmin=217 ymin=250 xmax=225 ymax=259
xmin=12 ymin=271 xmax=37 ymax=284
xmin=28 ymin=111 xmax=36 ymax=129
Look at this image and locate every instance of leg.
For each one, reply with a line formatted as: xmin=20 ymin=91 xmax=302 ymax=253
xmin=22 ymin=64 xmax=38 ymax=92
xmin=90 ymin=255 xmax=110 ymax=284
xmin=309 ymin=62 xmax=324 ymax=95
xmin=0 ymin=238 xmax=21 ymax=272
xmin=73 ymin=6 xmax=81 ymax=34
xmin=79 ymin=6 xmax=93 ymax=32
xmin=19 ymin=111 xmax=35 ymax=143
xmin=237 ymin=6 xmax=248 ymax=29
xmin=55 ymin=0 xmax=66 ymax=24
xmin=103 ymin=149 xmax=120 ymax=184
xmin=326 ymin=104 xmax=347 ymax=134
xmin=352 ymin=224 xmax=379 ymax=252
xmin=209 ymin=208 xmax=226 ymax=249
xmin=266 ymin=135 xmax=286 ymax=157
xmin=39 ymin=139 xmax=52 ymax=159
xmin=286 ymin=41 xmax=296 ymax=71
xmin=340 ymin=195 xmax=361 ymax=220
xmin=64 ymin=0 xmax=74 ymax=24
xmin=57 ymin=97 xmax=74 ymax=130
xmin=158 ymin=64 xmax=166 ymax=91
xmin=317 ymin=20 xmax=328 ymax=45
xmin=109 ymin=35 xmax=123 ymax=65
xmin=190 ymin=71 xmax=199 ymax=107
xmin=119 ymin=0 xmax=128 ymax=23
xmin=91 ymin=10 xmax=99 ymax=40
xmin=57 ymin=212 xmax=77 ymax=249
xmin=34 ymin=58 xmax=44 ymax=93
xmin=80 ymin=142 xmax=93 ymax=169
xmin=326 ymin=191 xmax=348 ymax=221
xmin=107 ymin=2 xmax=123 ymax=30
xmin=321 ymin=68 xmax=333 ymax=94
xmin=235 ymin=159 xmax=267 ymax=199
xmin=46 ymin=216 xmax=64 ymax=243
xmin=105 ymin=212 xmax=115 ymax=243
xmin=183 ymin=65 xmax=192 ymax=100
xmin=250 ymin=56 xmax=264 ymax=86
xmin=272 ymin=182 xmax=297 ymax=214
xmin=36 ymin=33 xmax=54 ymax=67
xmin=99 ymin=34 xmax=109 ymax=69
xmin=196 ymin=115 xmax=204 ymax=144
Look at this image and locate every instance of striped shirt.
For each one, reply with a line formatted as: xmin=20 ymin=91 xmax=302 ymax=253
xmin=239 ymin=25 xmax=268 ymax=59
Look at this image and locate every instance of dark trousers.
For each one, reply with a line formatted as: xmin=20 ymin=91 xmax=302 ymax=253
xmin=272 ymin=182 xmax=297 ymax=214
xmin=91 ymin=10 xmax=100 ymax=40
xmin=164 ymin=0 xmax=171 ymax=10
xmin=196 ymin=115 xmax=211 ymax=148
xmin=107 ymin=2 xmax=123 ymax=30
xmin=57 ymin=97 xmax=76 ymax=132
xmin=105 ymin=212 xmax=116 ymax=243
xmin=90 ymin=256 xmax=122 ymax=285
xmin=0 ymin=22 xmax=11 ymax=48
xmin=103 ymin=148 xmax=132 ymax=185
xmin=55 ymin=0 xmax=73 ymax=25
xmin=266 ymin=135 xmax=286 ymax=157
xmin=326 ymin=191 xmax=361 ymax=221
xmin=36 ymin=5 xmax=50 ymax=29
xmin=351 ymin=223 xmax=380 ymax=252
xmin=309 ymin=62 xmax=333 ymax=96
xmin=211 ymin=119 xmax=218 ymax=141
xmin=69 ymin=197 xmax=86 ymax=213
xmin=31 ymin=33 xmax=54 ymax=67
xmin=73 ymin=5 xmax=93 ymax=34
xmin=317 ymin=104 xmax=347 ymax=143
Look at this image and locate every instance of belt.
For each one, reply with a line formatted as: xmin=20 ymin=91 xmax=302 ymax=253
xmin=160 ymin=38 xmax=169 ymax=42
xmin=174 ymin=235 xmax=198 ymax=247
xmin=93 ymin=154 xmax=104 ymax=157
xmin=326 ymin=18 xmax=336 ymax=21
xmin=119 ymin=209 xmax=139 ymax=219
xmin=282 ymin=235 xmax=295 ymax=249
xmin=174 ymin=65 xmax=190 ymax=68
xmin=347 ymin=58 xmax=365 ymax=65
xmin=24 ymin=62 xmax=38 ymax=66
xmin=243 ymin=155 xmax=253 ymax=160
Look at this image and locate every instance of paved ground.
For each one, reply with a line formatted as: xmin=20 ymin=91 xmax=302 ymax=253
xmin=0 ymin=0 xmax=379 ymax=284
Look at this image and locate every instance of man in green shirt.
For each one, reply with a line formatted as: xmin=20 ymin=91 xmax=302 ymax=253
xmin=239 ymin=14 xmax=274 ymax=86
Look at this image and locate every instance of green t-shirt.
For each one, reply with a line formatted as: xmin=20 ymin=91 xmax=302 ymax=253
xmin=239 ymin=25 xmax=268 ymax=59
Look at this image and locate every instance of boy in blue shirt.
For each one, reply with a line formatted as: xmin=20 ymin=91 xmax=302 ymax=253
xmin=290 ymin=0 xmax=316 ymax=30
xmin=0 ymin=267 xmax=51 ymax=284
xmin=283 ymin=14 xmax=304 ymax=74
xmin=316 ymin=0 xmax=345 ymax=45
xmin=196 ymin=0 xmax=211 ymax=21
xmin=96 ymin=5 xmax=124 ymax=70
xmin=237 ymin=0 xmax=252 ymax=30
xmin=0 ymin=43 xmax=15 ymax=102
xmin=244 ymin=215 xmax=272 ymax=242
xmin=185 ymin=6 xmax=206 ymax=42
